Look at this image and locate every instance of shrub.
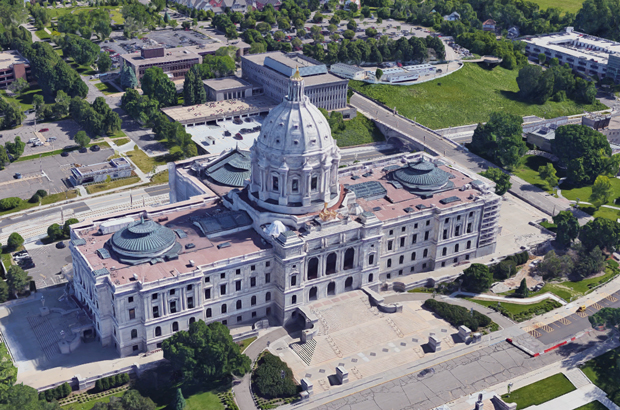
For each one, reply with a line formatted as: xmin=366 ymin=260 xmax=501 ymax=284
xmin=423 ymin=299 xmax=492 ymax=330
xmin=494 ymin=259 xmax=518 ymax=279
xmin=252 ymin=352 xmax=298 ymax=399
xmin=0 ymin=197 xmax=21 ymax=211
xmin=35 ymin=189 xmax=48 ymax=198
xmin=7 ymin=232 xmax=24 ymax=250
xmin=102 ymin=377 xmax=110 ymax=391
xmin=95 ymin=379 xmax=103 ymax=392
xmin=28 ymin=193 xmax=40 ymax=204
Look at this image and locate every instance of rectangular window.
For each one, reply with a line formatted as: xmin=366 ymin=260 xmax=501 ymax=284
xmin=266 ymin=261 xmax=270 ymax=267
xmin=236 ymin=269 xmax=241 ymax=275
xmin=251 ymin=277 xmax=256 ymax=287
xmin=424 ymin=231 xmax=430 ymax=241
xmin=251 ymin=265 xmax=256 ymax=271
xmin=387 ymin=240 xmax=393 ymax=251
xmin=311 ymin=176 xmax=318 ymax=190
xmin=368 ymin=254 xmax=374 ymax=265
xmin=128 ymin=297 xmax=134 ymax=303
xmin=467 ymin=223 xmax=472 ymax=233
xmin=187 ymin=284 xmax=192 ymax=291
xmin=400 ymin=237 xmax=405 ymax=247
xmin=443 ymin=229 xmax=448 ymax=240
xmin=414 ymin=223 xmax=418 ymax=229
xmin=170 ymin=301 xmax=177 ymax=314
xmin=412 ymin=234 xmax=417 ymax=244
xmin=187 ymin=297 xmax=194 ymax=309
xmin=128 ymin=309 xmax=135 ymax=320
xmin=292 ymin=179 xmax=299 ymax=192
xmin=204 ymin=276 xmax=210 ymax=283
xmin=455 ymin=226 xmax=460 ymax=236
xmin=235 ymin=281 xmax=241 ymax=291
xmin=205 ymin=288 xmax=211 ymax=299
xmin=401 ymin=226 xmax=406 ymax=232
xmin=152 ymin=306 xmax=159 ymax=318
xmin=426 ymin=220 xmax=430 ymax=226
xmin=220 ymin=272 xmax=226 ymax=279
xmin=291 ymin=276 xmax=297 ymax=286
xmin=220 ymin=284 xmax=227 ymax=295
xmin=152 ymin=293 xmax=158 ymax=300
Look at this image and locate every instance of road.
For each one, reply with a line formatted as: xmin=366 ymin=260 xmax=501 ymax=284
xmin=350 ymin=92 xmax=581 ymax=218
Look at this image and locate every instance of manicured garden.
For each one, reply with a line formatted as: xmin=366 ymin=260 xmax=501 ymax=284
xmin=582 ymin=346 xmax=620 ymax=405
xmin=349 ymin=64 xmax=606 ymax=129
xmin=501 ymin=373 xmax=576 ymax=408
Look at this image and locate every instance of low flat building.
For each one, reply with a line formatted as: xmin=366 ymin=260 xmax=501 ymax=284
xmin=330 ymin=63 xmax=368 ymax=80
xmin=121 ymin=47 xmax=203 ymax=80
xmin=582 ymin=113 xmax=611 ymax=130
xmin=0 ymin=50 xmax=32 ymax=89
xmin=241 ymin=52 xmax=350 ymax=112
xmin=185 ymin=42 xmax=250 ymax=58
xmin=203 ymin=76 xmax=258 ymax=101
xmin=523 ymin=117 xmax=569 ymax=152
xmin=70 ymin=158 xmax=133 ymax=186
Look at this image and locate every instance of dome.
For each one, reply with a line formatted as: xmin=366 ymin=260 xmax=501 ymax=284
xmin=392 ymin=158 xmax=451 ymax=192
xmin=110 ymin=217 xmax=177 ymax=258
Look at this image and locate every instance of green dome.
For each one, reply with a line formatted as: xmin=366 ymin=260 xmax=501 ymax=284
xmin=110 ymin=218 xmax=177 ymax=258
xmin=392 ymin=158 xmax=451 ymax=192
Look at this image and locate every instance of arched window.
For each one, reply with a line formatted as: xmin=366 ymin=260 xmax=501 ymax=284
xmin=292 ymin=295 xmax=297 ymax=304
xmin=172 ymin=322 xmax=178 ymax=332
xmin=292 ymin=178 xmax=299 ymax=193
xmin=442 ymin=247 xmax=447 ymax=256
xmin=307 ymin=257 xmax=319 ymax=280
xmin=399 ymin=255 xmax=404 ymax=264
xmin=290 ymin=275 xmax=297 ymax=286
xmin=411 ymin=252 xmax=416 ymax=261
xmin=368 ymin=273 xmax=374 ymax=282
xmin=309 ymin=287 xmax=318 ymax=301
xmin=251 ymin=296 xmax=257 ymax=306
xmin=265 ymin=292 xmax=271 ymax=302
xmin=155 ymin=326 xmax=161 ymax=337
xmin=387 ymin=258 xmax=392 ymax=268
xmin=326 ymin=253 xmax=337 ymax=275
xmin=327 ymin=281 xmax=336 ymax=295
xmin=455 ymin=244 xmax=459 ymax=253
xmin=221 ymin=304 xmax=227 ymax=314
xmin=206 ymin=308 xmax=212 ymax=318
xmin=131 ymin=329 xmax=137 ymax=339
xmin=343 ymin=248 xmax=355 ymax=270
xmin=345 ymin=276 xmax=353 ymax=290
xmin=236 ymin=300 xmax=242 ymax=310
xmin=189 ymin=317 xmax=195 ymax=325
xmin=467 ymin=240 xmax=471 ymax=249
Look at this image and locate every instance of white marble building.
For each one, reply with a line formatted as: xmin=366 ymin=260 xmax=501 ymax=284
xmin=68 ymin=71 xmax=501 ymax=357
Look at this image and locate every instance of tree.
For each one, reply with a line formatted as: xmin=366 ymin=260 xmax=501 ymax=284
xmin=580 ymin=217 xmax=620 ymax=251
xmin=7 ymin=78 xmax=28 ymax=95
xmin=7 ymin=233 xmax=23 ymax=250
xmin=63 ymin=218 xmax=79 ymax=238
xmin=574 ymin=245 xmax=606 ymax=279
xmin=120 ymin=64 xmax=139 ymax=90
xmin=589 ymin=307 xmax=620 ymax=329
xmin=182 ymin=21 xmax=191 ymax=30
xmin=74 ymin=131 xmax=90 ymax=148
xmin=1 ymin=100 xmax=26 ymax=128
xmin=4 ymin=137 xmax=25 ymax=160
xmin=171 ymin=388 xmax=186 ymax=410
xmin=47 ymin=224 xmax=63 ymax=241
xmin=343 ymin=29 xmax=355 ymax=40
xmin=141 ymin=67 xmax=177 ymax=107
xmin=0 ymin=336 xmax=16 ymax=398
xmin=120 ymin=389 xmax=156 ymax=410
xmin=538 ymin=53 xmax=546 ymax=64
xmin=553 ymin=211 xmax=579 ymax=247
xmin=470 ymin=112 xmax=525 ymax=170
xmin=365 ymin=27 xmax=377 ymax=37
xmin=6 ymin=265 xmax=31 ymax=296
xmin=538 ymin=163 xmax=559 ymax=189
xmin=537 ymin=250 xmax=574 ymax=280
xmin=480 ymin=167 xmax=511 ymax=195
xmin=0 ymin=383 xmax=42 ymax=410
xmin=515 ymin=278 xmax=529 ymax=298
xmin=591 ymin=175 xmax=614 ymax=207
xmin=54 ymin=90 xmax=71 ymax=118
xmin=460 ymin=263 xmax=493 ymax=293
xmin=32 ymin=94 xmax=45 ymax=120
xmin=162 ymin=321 xmax=251 ymax=382
xmin=552 ymin=125 xmax=613 ymax=186
xmin=0 ymin=147 xmax=8 ymax=170
xmin=0 ymin=281 xmax=8 ymax=304
xmin=252 ymin=352 xmax=298 ymax=399
xmin=97 ymin=51 xmax=112 ymax=73
xmin=375 ymin=68 xmax=383 ymax=80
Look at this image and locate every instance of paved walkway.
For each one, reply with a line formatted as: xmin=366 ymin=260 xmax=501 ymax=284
xmin=453 ymin=291 xmax=568 ymax=306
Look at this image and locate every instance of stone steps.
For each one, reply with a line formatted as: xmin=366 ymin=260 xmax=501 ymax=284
xmin=565 ymin=368 xmax=592 ymax=389
xmin=27 ymin=315 xmax=61 ymax=361
xmin=290 ymin=339 xmax=317 ymax=366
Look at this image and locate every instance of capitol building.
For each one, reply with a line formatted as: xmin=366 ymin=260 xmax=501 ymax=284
xmin=69 ymin=71 xmax=501 ymax=357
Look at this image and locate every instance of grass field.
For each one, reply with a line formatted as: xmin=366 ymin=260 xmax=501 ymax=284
xmin=349 ymin=64 xmax=606 ymax=129
xmin=110 ymin=9 xmax=124 ymax=25
xmin=149 ymin=170 xmax=169 ymax=185
xmin=35 ymin=29 xmax=51 ymax=39
xmin=334 ymin=114 xmax=385 ymax=147
xmin=513 ymin=155 xmax=557 ymax=193
xmin=467 ymin=298 xmax=562 ymax=322
xmin=236 ymin=336 xmax=257 ymax=353
xmin=114 ymin=138 xmax=131 ymax=146
xmin=95 ymin=82 xmax=121 ymax=95
xmin=85 ymin=176 xmax=141 ymax=194
xmin=561 ymin=178 xmax=620 ymax=207
xmin=0 ymin=190 xmax=78 ymax=217
xmin=575 ymin=401 xmax=609 ymax=410
xmin=582 ymin=346 xmax=620 ymax=405
xmin=1 ymin=87 xmax=44 ymax=111
xmin=501 ymin=373 xmax=576 ymax=408
xmin=528 ymin=0 xmax=585 ymax=13
xmin=125 ymin=146 xmax=168 ymax=174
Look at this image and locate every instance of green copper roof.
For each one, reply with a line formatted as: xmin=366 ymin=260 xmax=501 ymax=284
xmin=110 ymin=219 xmax=177 ymax=255
xmin=205 ymin=149 xmax=251 ymax=187
xmin=392 ymin=158 xmax=450 ymax=191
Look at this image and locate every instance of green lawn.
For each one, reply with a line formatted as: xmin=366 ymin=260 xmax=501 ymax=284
xmin=35 ymin=29 xmax=51 ymax=39
xmin=125 ymin=146 xmax=168 ymax=174
xmin=561 ymin=178 xmax=620 ymax=207
xmin=528 ymin=0 xmax=585 ymax=13
xmin=1 ymin=87 xmax=44 ymax=111
xmin=349 ymin=64 xmax=606 ymax=129
xmin=513 ymin=155 xmax=558 ymax=193
xmin=149 ymin=170 xmax=169 ymax=185
xmin=529 ymin=265 xmax=620 ymax=301
xmin=110 ymin=9 xmax=124 ymax=24
xmin=574 ymin=402 xmax=609 ymax=410
xmin=582 ymin=346 xmax=620 ymax=405
xmin=114 ymin=138 xmax=131 ymax=147
xmin=61 ymin=392 xmax=124 ymax=410
xmin=236 ymin=336 xmax=257 ymax=353
xmin=501 ymin=373 xmax=576 ymax=408
xmin=334 ymin=114 xmax=385 ymax=147
xmin=468 ymin=298 xmax=562 ymax=322
xmin=0 ymin=190 xmax=78 ymax=217
xmin=85 ymin=176 xmax=141 ymax=194
xmin=95 ymin=81 xmax=121 ymax=95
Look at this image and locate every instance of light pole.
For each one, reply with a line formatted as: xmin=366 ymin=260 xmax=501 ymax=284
xmin=507 ymin=382 xmax=513 ymax=397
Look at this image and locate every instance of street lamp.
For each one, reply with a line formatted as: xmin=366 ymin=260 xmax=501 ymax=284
xmin=507 ymin=382 xmax=513 ymax=397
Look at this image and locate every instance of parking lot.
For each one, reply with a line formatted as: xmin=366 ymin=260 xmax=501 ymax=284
xmin=104 ymin=28 xmax=217 ymax=57
xmin=23 ymin=243 xmax=72 ymax=289
xmin=0 ymin=117 xmax=83 ymax=158
xmin=0 ymin=147 xmax=114 ymax=200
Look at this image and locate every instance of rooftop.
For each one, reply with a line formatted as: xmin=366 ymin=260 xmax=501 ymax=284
xmin=73 ymin=158 xmax=132 ymax=175
xmin=74 ymin=204 xmax=271 ymax=286
xmin=242 ymin=52 xmax=344 ymax=85
xmin=0 ymin=50 xmax=29 ymax=70
xmin=121 ymin=47 xmax=202 ymax=66
xmin=161 ymin=96 xmax=277 ymax=123
xmin=203 ymin=76 xmax=253 ymax=91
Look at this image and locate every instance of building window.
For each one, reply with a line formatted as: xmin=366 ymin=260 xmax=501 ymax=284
xmin=455 ymin=244 xmax=459 ymax=253
xmin=326 ymin=253 xmax=337 ymax=275
xmin=423 ymin=263 xmax=427 ymax=269
xmin=265 ymin=273 xmax=271 ymax=283
xmin=469 ymin=211 xmax=473 ymax=217
xmin=442 ymin=247 xmax=447 ymax=256
xmin=414 ymin=223 xmax=418 ymax=229
xmin=368 ymin=254 xmax=374 ymax=265
xmin=343 ymin=248 xmax=355 ymax=270
xmin=237 ymin=316 xmax=242 ymax=323
xmin=266 ymin=292 xmax=271 ymax=302
xmin=291 ymin=275 xmax=297 ymax=286
xmin=187 ymin=284 xmax=192 ymax=291
xmin=399 ymin=255 xmax=404 ymax=264
xmin=189 ymin=317 xmax=195 ymax=325
xmin=128 ymin=297 xmax=133 ymax=303
xmin=206 ymin=308 xmax=212 ymax=318
xmin=400 ymin=237 xmax=405 ymax=247
xmin=153 ymin=306 xmax=159 ymax=318
xmin=170 ymin=301 xmax=177 ymax=314
xmin=423 ymin=249 xmax=428 ymax=258
xmin=412 ymin=234 xmax=417 ymax=244
xmin=309 ymin=287 xmax=318 ymax=301
xmin=155 ymin=326 xmax=161 ymax=337
xmin=251 ymin=277 xmax=256 ymax=287
xmin=426 ymin=220 xmax=430 ymax=226
xmin=466 ymin=254 xmax=470 ymax=260
xmin=252 ymin=311 xmax=257 ymax=318
xmin=402 ymin=226 xmax=406 ymax=232
xmin=368 ymin=273 xmax=374 ymax=282
xmin=266 ymin=307 xmax=271 ymax=316
xmin=236 ymin=300 xmax=242 ymax=310
xmin=173 ymin=322 xmax=179 ymax=332
xmin=205 ymin=276 xmax=210 ymax=283
xmin=266 ymin=261 xmax=270 ymax=267
xmin=236 ymin=281 xmax=241 ymax=291
xmin=251 ymin=296 xmax=256 ymax=306
xmin=221 ymin=284 xmax=227 ymax=295
xmin=170 ymin=289 xmax=176 ymax=296
xmin=133 ymin=345 xmax=138 ymax=352
xmin=387 ymin=240 xmax=393 ymax=251
xmin=131 ymin=329 xmax=137 ymax=339
xmin=292 ymin=179 xmax=299 ymax=193
xmin=188 ymin=297 xmax=194 ymax=309
xmin=152 ymin=293 xmax=158 ymax=300
xmin=129 ymin=309 xmax=135 ymax=320
xmin=441 ymin=262 xmax=446 ymax=267
xmin=467 ymin=223 xmax=472 ymax=233
xmin=307 ymin=257 xmax=319 ymax=280
xmin=411 ymin=252 xmax=416 ymax=261
xmin=292 ymin=295 xmax=297 ymax=304
xmin=467 ymin=240 xmax=472 ymax=249
xmin=410 ymin=266 xmax=415 ymax=272
xmin=251 ymin=265 xmax=256 ymax=271
xmin=311 ymin=176 xmax=318 ymax=190
xmin=236 ymin=268 xmax=241 ymax=275
xmin=387 ymin=259 xmax=392 ymax=268
xmin=443 ymin=229 xmax=448 ymax=240
xmin=389 ymin=230 xmax=393 ymax=235
xmin=220 ymin=272 xmax=226 ymax=279
xmin=205 ymin=288 xmax=211 ymax=299
xmin=424 ymin=231 xmax=430 ymax=241
xmin=221 ymin=304 xmax=227 ymax=314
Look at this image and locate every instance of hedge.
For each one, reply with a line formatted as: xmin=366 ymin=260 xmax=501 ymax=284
xmin=95 ymin=373 xmax=130 ymax=393
xmin=39 ymin=382 xmax=72 ymax=401
xmin=252 ymin=352 xmax=298 ymax=399
xmin=423 ymin=299 xmax=492 ymax=330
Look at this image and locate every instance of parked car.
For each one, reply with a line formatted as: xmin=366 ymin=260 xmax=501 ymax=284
xmin=61 ymin=151 xmax=70 ymax=157
xmin=56 ymin=241 xmax=66 ymax=249
xmin=39 ymin=128 xmax=49 ymax=132
xmin=234 ymin=133 xmax=243 ymax=140
xmin=91 ymin=145 xmax=101 ymax=152
xmin=13 ymin=173 xmax=22 ymax=179
xmin=79 ymin=147 xmax=87 ymax=153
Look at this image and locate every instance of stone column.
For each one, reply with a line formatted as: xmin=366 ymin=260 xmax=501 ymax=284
xmin=143 ymin=297 xmax=149 ymax=320
xmin=162 ymin=292 xmax=168 ymax=316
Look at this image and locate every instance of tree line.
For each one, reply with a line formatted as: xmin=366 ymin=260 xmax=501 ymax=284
xmin=517 ymin=64 xmax=596 ymax=105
